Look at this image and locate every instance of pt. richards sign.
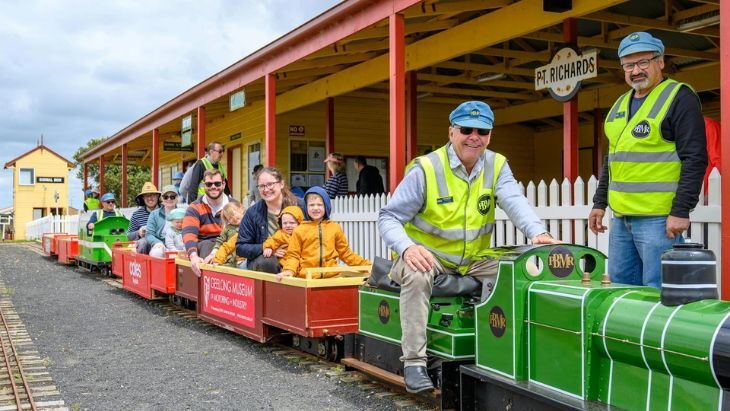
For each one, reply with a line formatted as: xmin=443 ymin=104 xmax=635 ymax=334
xmin=534 ymin=47 xmax=598 ymax=102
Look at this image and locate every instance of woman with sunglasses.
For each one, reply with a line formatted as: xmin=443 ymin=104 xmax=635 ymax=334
xmin=236 ymin=167 xmax=305 ymax=273
xmin=127 ymin=182 xmax=161 ymax=254
xmin=146 ymin=185 xmax=180 ymax=258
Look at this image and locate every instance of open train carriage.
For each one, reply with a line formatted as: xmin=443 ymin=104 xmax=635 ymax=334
xmin=183 ymin=259 xmax=369 ymax=360
xmin=76 ymin=212 xmax=129 ymax=274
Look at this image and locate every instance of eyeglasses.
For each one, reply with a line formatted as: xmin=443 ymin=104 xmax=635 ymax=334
xmin=453 ymin=125 xmax=491 ymax=136
xmin=257 ymin=181 xmax=281 ymax=191
xmin=162 ymin=194 xmax=177 ymax=200
xmin=620 ymin=55 xmax=661 ymax=72
xmin=204 ymin=181 xmax=223 ymax=188
xmin=104 ymin=200 xmax=115 ymax=204
xmin=210 ymin=147 xmax=224 ymax=153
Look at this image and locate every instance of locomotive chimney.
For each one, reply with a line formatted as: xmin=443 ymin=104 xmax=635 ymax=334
xmin=661 ymin=242 xmax=718 ymax=306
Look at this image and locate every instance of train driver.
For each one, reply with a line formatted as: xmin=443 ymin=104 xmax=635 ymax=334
xmin=377 ymin=100 xmax=559 ymax=393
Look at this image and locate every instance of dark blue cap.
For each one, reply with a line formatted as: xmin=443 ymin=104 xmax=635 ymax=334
xmin=449 ymin=101 xmax=494 ymax=129
xmin=618 ymin=32 xmax=664 ymax=58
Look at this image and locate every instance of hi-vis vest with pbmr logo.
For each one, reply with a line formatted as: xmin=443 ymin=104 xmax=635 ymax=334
xmin=196 ymin=157 xmax=228 ymax=196
xmin=403 ymin=146 xmax=506 ymax=274
xmin=604 ymin=79 xmax=694 ymax=216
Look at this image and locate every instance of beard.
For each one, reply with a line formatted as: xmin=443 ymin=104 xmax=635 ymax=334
xmin=629 ymin=74 xmax=650 ymax=92
xmin=206 ymin=190 xmax=222 ymax=200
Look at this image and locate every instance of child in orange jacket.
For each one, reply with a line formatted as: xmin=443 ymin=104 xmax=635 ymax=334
xmin=276 ymin=186 xmax=370 ymax=280
xmin=262 ymin=205 xmax=304 ymax=259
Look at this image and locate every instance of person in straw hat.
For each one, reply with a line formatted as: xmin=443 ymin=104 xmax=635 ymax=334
xmin=127 ymin=181 xmax=161 ymax=253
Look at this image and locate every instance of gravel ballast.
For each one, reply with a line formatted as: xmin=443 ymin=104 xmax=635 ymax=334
xmin=0 ymin=245 xmax=411 ymax=410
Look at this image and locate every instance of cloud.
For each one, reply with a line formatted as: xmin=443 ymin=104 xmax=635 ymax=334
xmin=0 ymin=0 xmax=340 ymax=210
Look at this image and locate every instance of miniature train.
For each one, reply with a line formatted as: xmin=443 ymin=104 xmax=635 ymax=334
xmin=39 ymin=216 xmax=730 ymax=410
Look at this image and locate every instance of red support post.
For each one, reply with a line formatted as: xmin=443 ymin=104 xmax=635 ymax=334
xmin=99 ymin=156 xmax=105 ymax=195
xmin=720 ymin=0 xmax=730 ymax=300
xmin=121 ymin=144 xmax=128 ymax=208
xmin=593 ymin=108 xmax=604 ymax=177
xmin=326 ymin=97 xmax=335 ymax=178
xmin=563 ymin=18 xmax=579 ymax=184
xmin=389 ymin=13 xmax=406 ymax=192
xmin=197 ymin=106 xmax=206 ymax=159
xmin=83 ymin=163 xmax=88 ymax=198
xmin=152 ymin=128 xmax=160 ymax=188
xmin=406 ymin=70 xmax=418 ymax=162
xmin=265 ymin=73 xmax=277 ymax=167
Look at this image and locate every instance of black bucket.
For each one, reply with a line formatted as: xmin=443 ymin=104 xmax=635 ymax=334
xmin=661 ymin=242 xmax=717 ymax=306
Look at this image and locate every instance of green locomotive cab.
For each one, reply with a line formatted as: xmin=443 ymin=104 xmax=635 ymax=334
xmin=76 ymin=212 xmax=129 ymax=274
xmin=463 ymin=243 xmax=730 ymax=411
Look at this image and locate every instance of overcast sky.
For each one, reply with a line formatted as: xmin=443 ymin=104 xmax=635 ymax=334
xmin=0 ymin=0 xmax=340 ymax=211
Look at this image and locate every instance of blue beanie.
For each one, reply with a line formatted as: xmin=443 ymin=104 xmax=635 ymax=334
xmin=167 ymin=208 xmax=187 ymax=221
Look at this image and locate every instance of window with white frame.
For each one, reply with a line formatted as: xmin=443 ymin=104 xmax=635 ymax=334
xmin=19 ymin=168 xmax=34 ymax=185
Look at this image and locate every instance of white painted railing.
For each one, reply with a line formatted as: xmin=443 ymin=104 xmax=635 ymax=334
xmin=331 ymin=169 xmax=723 ymax=288
xmin=25 ymin=208 xmax=137 ymax=240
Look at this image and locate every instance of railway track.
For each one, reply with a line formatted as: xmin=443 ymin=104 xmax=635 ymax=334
xmin=0 ymin=280 xmax=67 ymax=411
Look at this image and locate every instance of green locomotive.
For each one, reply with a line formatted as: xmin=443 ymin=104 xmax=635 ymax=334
xmin=76 ymin=212 xmax=129 ymax=274
xmin=353 ymin=244 xmax=730 ymax=410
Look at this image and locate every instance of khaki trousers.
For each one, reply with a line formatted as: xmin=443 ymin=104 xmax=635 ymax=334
xmin=388 ymin=256 xmax=498 ymax=368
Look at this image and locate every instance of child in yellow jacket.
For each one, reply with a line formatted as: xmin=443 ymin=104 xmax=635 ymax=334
xmin=262 ymin=206 xmax=304 ymax=258
xmin=277 ymin=186 xmax=370 ymax=280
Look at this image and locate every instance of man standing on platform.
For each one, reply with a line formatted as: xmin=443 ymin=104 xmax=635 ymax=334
xmin=588 ymin=32 xmax=707 ymax=288
xmin=378 ymin=100 xmax=558 ymax=393
xmin=354 ymin=156 xmax=385 ymax=196
xmin=182 ymin=142 xmax=230 ymax=204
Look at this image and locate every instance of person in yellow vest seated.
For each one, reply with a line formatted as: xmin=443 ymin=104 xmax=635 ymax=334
xmin=83 ymin=188 xmax=101 ymax=212
xmin=377 ymin=100 xmax=560 ymax=394
xmin=86 ymin=193 xmax=123 ymax=230
xmin=182 ymin=141 xmax=231 ymax=204
xmin=588 ymin=32 xmax=707 ymax=288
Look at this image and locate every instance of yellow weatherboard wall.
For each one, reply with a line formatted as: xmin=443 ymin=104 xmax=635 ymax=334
xmin=4 ymin=145 xmax=73 ymax=240
xmin=157 ymin=94 xmax=539 ymax=197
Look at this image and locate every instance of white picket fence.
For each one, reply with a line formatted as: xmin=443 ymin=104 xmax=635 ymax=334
xmin=331 ymin=169 xmax=723 ymax=287
xmin=26 ymin=170 xmax=723 ymax=284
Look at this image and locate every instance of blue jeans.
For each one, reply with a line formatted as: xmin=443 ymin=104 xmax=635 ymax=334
xmin=608 ymin=216 xmax=683 ymax=288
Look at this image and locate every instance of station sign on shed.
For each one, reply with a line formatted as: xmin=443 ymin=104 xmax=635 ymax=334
xmin=535 ymin=47 xmax=598 ymax=101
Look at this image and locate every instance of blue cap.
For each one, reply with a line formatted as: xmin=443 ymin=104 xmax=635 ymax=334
xmin=449 ymin=101 xmax=494 ymax=129
xmin=100 ymin=193 xmax=115 ymax=202
xmin=85 ymin=189 xmax=92 ymax=196
xmin=167 ymin=208 xmax=187 ymax=221
xmin=173 ymin=172 xmax=184 ymax=180
xmin=618 ymin=32 xmax=664 ymax=58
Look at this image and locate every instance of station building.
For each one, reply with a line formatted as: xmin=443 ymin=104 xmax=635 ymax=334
xmin=79 ymin=0 xmax=727 ymax=272
xmin=4 ymin=145 xmax=74 ymax=240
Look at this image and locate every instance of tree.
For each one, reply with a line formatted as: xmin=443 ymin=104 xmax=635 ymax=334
xmin=73 ymin=138 xmax=151 ymax=207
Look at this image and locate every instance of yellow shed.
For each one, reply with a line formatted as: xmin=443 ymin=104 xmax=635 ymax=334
xmin=3 ymin=144 xmax=74 ymax=240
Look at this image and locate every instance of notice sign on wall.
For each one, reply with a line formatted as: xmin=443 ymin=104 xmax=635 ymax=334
xmin=36 ymin=176 xmax=64 ymax=183
xmin=289 ymin=125 xmax=305 ymax=136
xmin=534 ymin=47 xmax=597 ymax=102
xmin=201 ymin=270 xmax=255 ymax=328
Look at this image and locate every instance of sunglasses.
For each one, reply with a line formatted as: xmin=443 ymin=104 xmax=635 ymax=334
xmin=454 ymin=125 xmax=491 ymax=136
xmin=257 ymin=181 xmax=281 ymax=191
xmin=204 ymin=181 xmax=223 ymax=188
xmin=162 ymin=194 xmax=177 ymax=200
xmin=104 ymin=200 xmax=115 ymax=204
